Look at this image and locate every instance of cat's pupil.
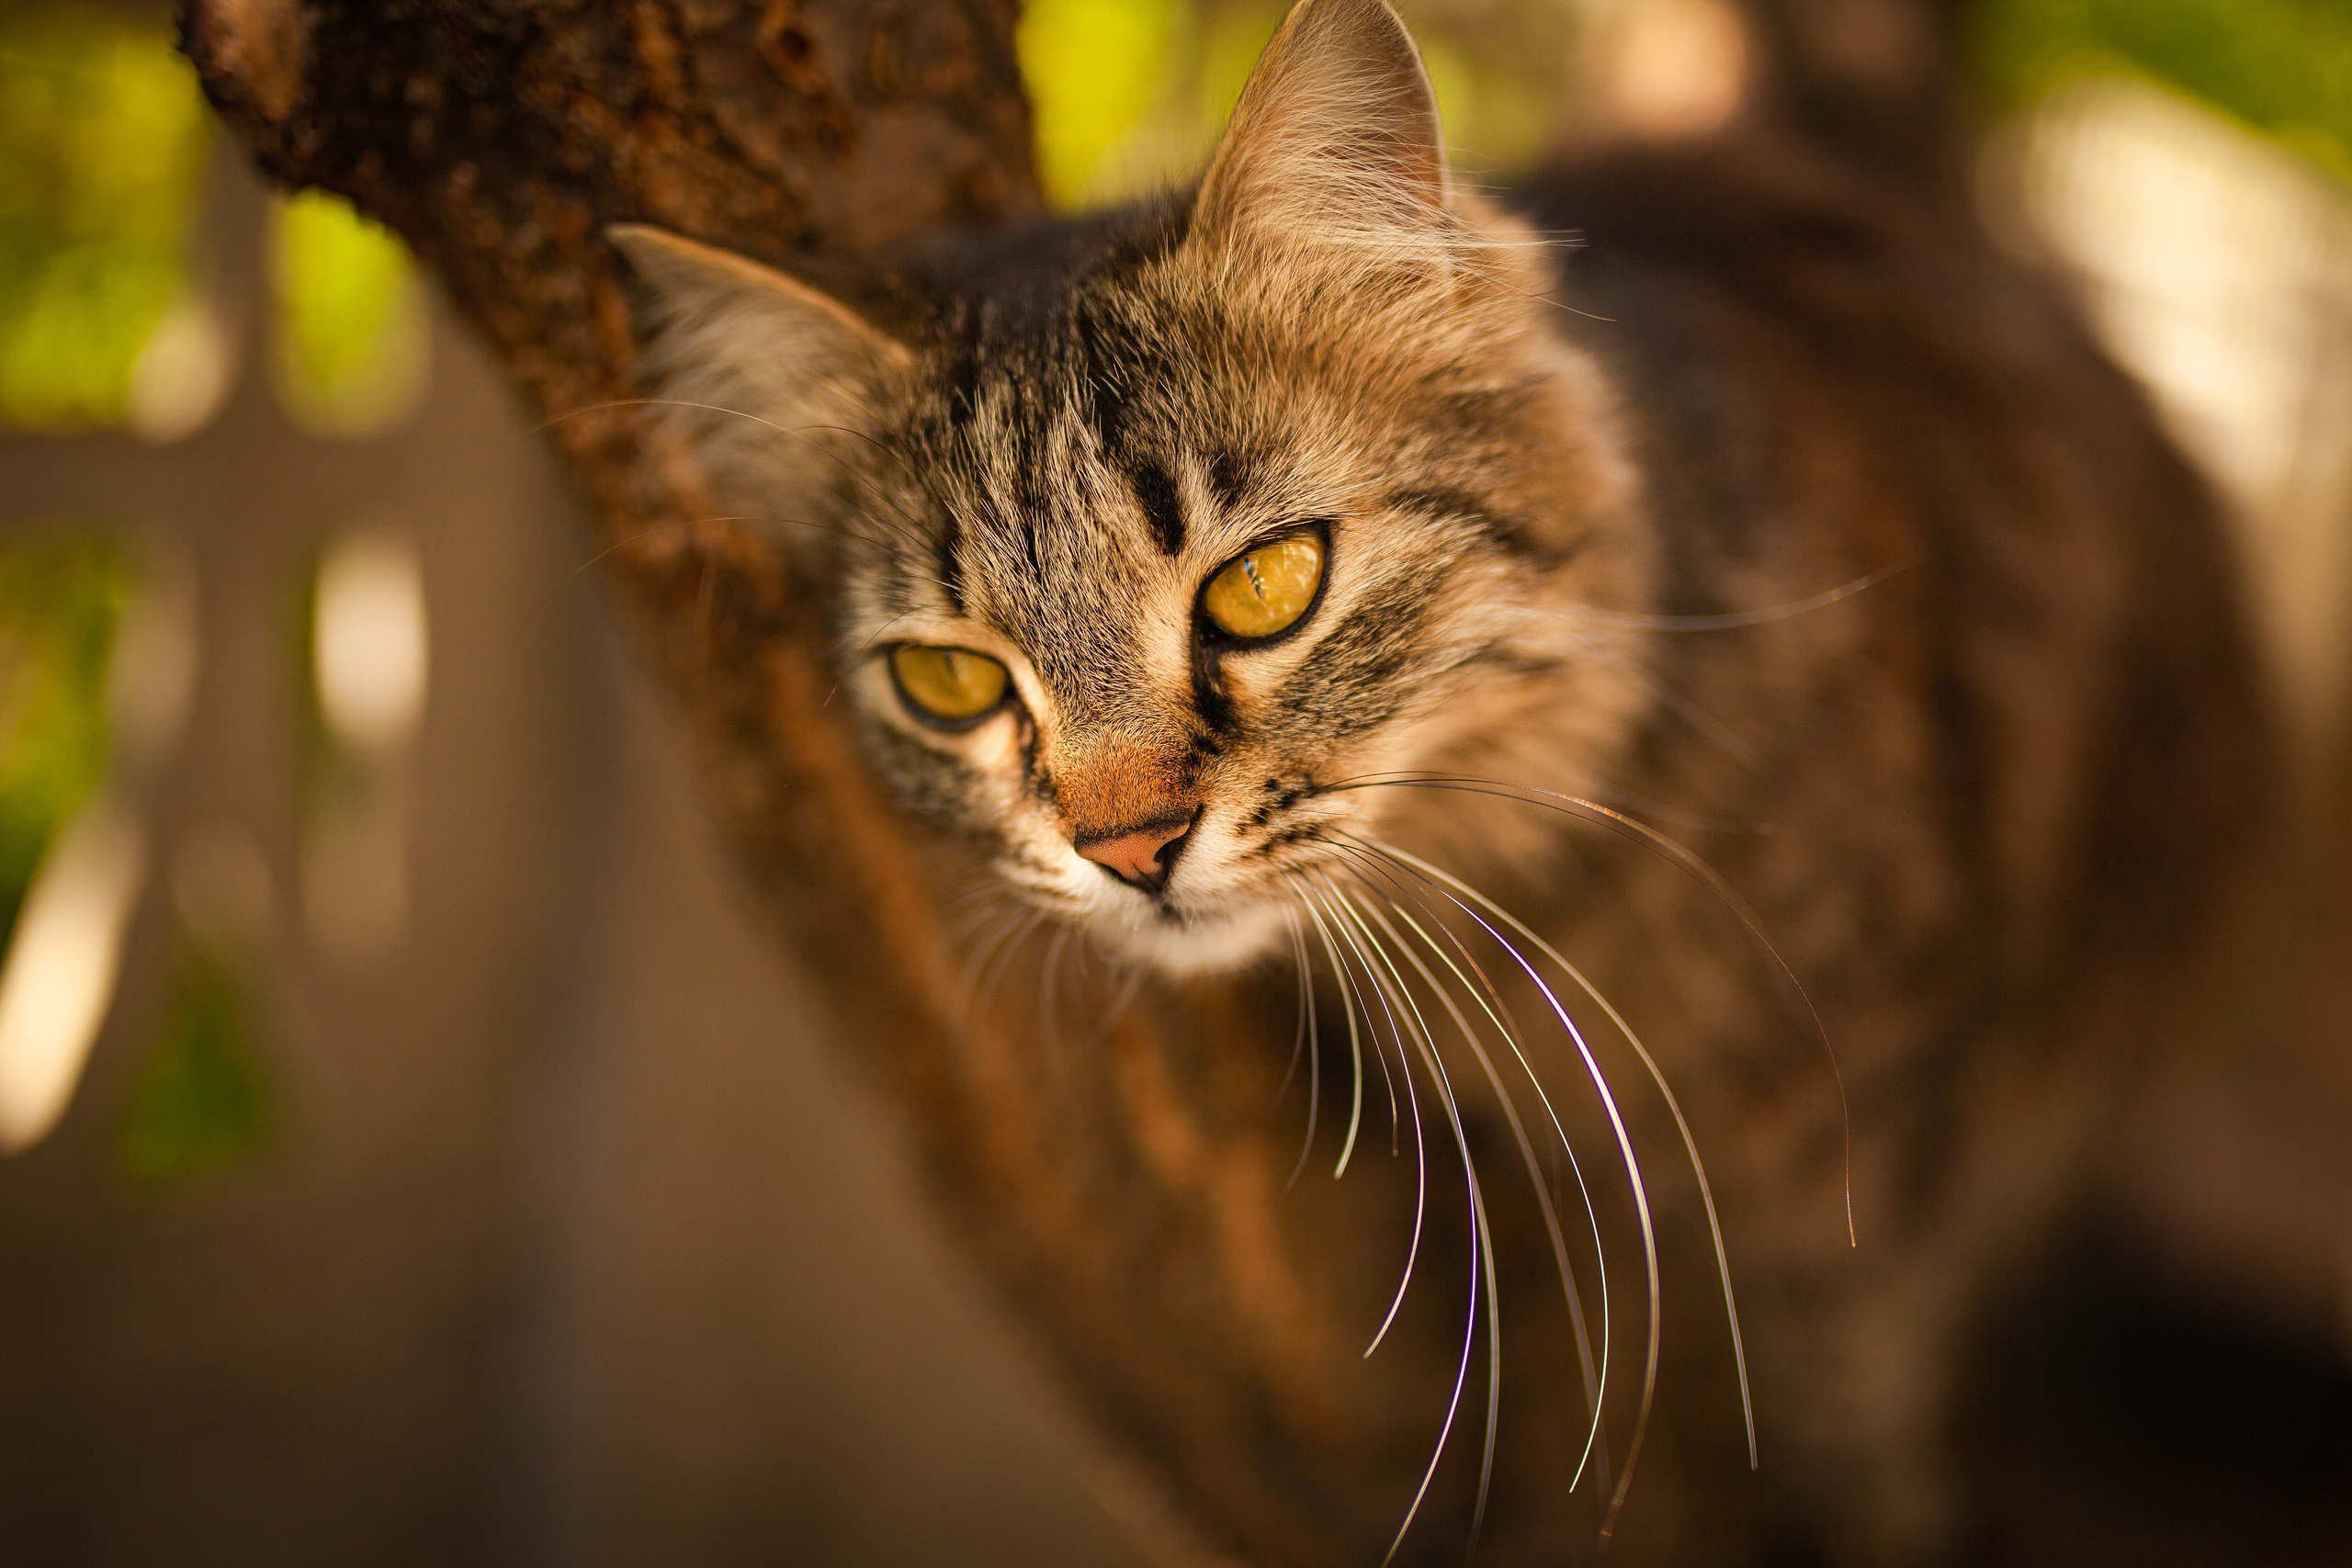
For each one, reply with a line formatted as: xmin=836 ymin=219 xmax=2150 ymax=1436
xmin=1203 ymin=530 xmax=1325 ymax=641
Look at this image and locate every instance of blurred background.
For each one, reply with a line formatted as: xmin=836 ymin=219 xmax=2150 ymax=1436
xmin=0 ymin=0 xmax=2346 ymax=1562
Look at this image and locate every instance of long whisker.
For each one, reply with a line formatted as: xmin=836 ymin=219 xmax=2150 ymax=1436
xmin=1347 ymin=893 xmax=1520 ymax=1540
xmin=1278 ymin=910 xmax=1310 ymax=1102
xmin=537 ymin=400 xmax=923 ymax=524
xmin=822 ymin=608 xmax=937 ymax=710
xmin=1307 ymin=880 xmax=1428 ymax=1356
xmin=1348 ymin=845 xmax=1663 ymax=1542
xmin=1536 ymin=560 xmax=1915 ymax=632
xmin=1334 ymin=759 xmax=1778 ymax=840
xmin=1327 ymin=774 xmax=1854 ymax=1249
xmin=1294 ymin=877 xmax=1374 ymax=1176
xmin=1038 ymin=921 xmax=1073 ymax=1068
xmin=1280 ymin=908 xmax=1320 ymax=1191
xmin=974 ymin=907 xmax=1047 ymax=1024
xmin=1628 ymin=665 xmax=1776 ymax=783
xmin=1379 ymin=839 xmax=1760 ymax=1474
xmin=1333 ymin=843 xmax=1613 ymax=1497
xmin=1328 ymin=886 xmax=1491 ymax=1568
xmin=952 ymin=906 xmax=1024 ymax=1014
xmin=565 ymin=507 xmax=928 ymax=582
xmin=1377 ymin=841 xmax=1763 ymax=1473
xmin=1086 ymin=964 xmax=1148 ymax=1050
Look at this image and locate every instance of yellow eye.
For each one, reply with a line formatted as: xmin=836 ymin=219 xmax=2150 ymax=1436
xmin=1202 ymin=530 xmax=1325 ymax=641
xmin=889 ymin=645 xmax=1010 ymax=726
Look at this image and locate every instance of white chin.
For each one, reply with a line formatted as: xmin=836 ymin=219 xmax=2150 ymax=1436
xmin=1090 ymin=898 xmax=1291 ymax=978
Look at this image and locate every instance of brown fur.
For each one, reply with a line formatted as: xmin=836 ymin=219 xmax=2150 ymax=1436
xmin=612 ymin=1 xmax=2286 ymax=1560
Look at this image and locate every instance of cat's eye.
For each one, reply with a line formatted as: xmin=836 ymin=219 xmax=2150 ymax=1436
xmin=1202 ymin=529 xmax=1325 ymax=642
xmin=889 ymin=645 xmax=1011 ymax=727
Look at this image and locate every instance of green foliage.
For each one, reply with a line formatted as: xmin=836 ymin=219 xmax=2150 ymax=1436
xmin=1188 ymin=2 xmax=1283 ymax=126
xmin=1020 ymin=0 xmax=1187 ymax=205
xmin=1017 ymin=0 xmax=1574 ymax=209
xmin=0 ymin=535 xmax=128 ymax=951
xmin=272 ymin=189 xmax=426 ymax=432
xmin=1975 ymin=0 xmax=2352 ymax=179
xmin=117 ymin=941 xmax=271 ymax=1188
xmin=0 ymin=7 xmax=209 ymax=427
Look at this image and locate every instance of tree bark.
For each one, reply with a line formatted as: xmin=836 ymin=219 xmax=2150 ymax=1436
xmin=179 ymin=2 xmax=1438 ymax=1562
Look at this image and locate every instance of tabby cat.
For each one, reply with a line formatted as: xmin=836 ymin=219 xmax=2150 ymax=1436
xmin=609 ymin=0 xmax=2278 ymax=1560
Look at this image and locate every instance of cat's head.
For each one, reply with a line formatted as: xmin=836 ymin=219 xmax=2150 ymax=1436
xmin=614 ymin=0 xmax=1651 ymax=976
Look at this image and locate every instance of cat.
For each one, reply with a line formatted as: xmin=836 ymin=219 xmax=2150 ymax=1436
xmin=607 ymin=0 xmax=2285 ymax=1560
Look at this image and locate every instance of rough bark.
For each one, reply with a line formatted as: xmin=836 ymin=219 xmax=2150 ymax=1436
xmin=178 ymin=2 xmax=1432 ymax=1562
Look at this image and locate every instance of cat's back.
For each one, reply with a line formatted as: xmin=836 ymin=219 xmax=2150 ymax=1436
xmin=1516 ymin=133 xmax=2278 ymax=1010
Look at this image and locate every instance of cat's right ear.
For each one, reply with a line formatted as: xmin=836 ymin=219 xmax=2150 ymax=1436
xmin=1187 ymin=0 xmax=1454 ymax=270
xmin=606 ymin=224 xmax=909 ymax=502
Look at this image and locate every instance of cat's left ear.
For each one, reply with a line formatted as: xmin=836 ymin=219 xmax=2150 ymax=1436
xmin=1188 ymin=0 xmax=1453 ymax=267
xmin=607 ymin=224 xmax=909 ymax=494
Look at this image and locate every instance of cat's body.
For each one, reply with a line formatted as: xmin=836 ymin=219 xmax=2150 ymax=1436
xmin=1469 ymin=139 xmax=2277 ymax=1562
xmin=613 ymin=2 xmax=2281 ymax=1560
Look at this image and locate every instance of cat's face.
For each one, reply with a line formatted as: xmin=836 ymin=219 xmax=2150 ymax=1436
xmin=616 ymin=0 xmax=1650 ymax=975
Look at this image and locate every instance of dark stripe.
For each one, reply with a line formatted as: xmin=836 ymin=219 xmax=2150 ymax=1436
xmin=1023 ymin=513 xmax=1046 ymax=585
xmin=1386 ymin=485 xmax=1563 ymax=561
xmin=937 ymin=511 xmax=964 ymax=611
xmin=1131 ymin=458 xmax=1185 ymax=556
xmin=1463 ymin=646 xmax=1564 ymax=678
xmin=1190 ymin=639 xmax=1236 ymax=734
xmin=1074 ymin=302 xmax=1132 ymax=451
xmin=941 ymin=336 xmax=982 ymax=430
xmin=1014 ymin=453 xmax=1049 ymax=586
xmin=1206 ymin=448 xmax=1258 ymax=516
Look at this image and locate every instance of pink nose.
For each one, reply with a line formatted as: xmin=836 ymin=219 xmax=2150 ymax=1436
xmin=1075 ymin=816 xmax=1194 ymax=893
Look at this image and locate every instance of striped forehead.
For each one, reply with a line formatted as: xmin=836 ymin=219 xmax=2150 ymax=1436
xmin=909 ymin=350 xmax=1188 ymax=716
xmin=964 ymin=388 xmax=1176 ymax=677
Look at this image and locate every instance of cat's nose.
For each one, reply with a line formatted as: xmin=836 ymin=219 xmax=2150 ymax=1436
xmin=1075 ymin=813 xmax=1195 ymax=894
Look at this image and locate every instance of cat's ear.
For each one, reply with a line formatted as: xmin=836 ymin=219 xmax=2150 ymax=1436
xmin=1189 ymin=0 xmax=1452 ymax=264
xmin=607 ymin=223 xmax=909 ymax=479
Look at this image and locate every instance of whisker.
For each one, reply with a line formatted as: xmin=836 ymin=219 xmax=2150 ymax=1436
xmin=1038 ymin=921 xmax=1073 ymax=1068
xmin=952 ymin=907 xmax=1023 ymax=1010
xmin=1348 ymin=844 xmax=1663 ymax=1541
xmin=1278 ymin=910 xmax=1310 ymax=1102
xmin=1347 ymin=893 xmax=1518 ymax=1540
xmin=1294 ymin=878 xmax=1375 ymax=1177
xmin=1534 ymin=560 xmax=1915 ymax=633
xmin=1333 ymin=844 xmax=1612 ymax=1497
xmin=974 ymin=907 xmax=1047 ymax=1025
xmin=1307 ymin=879 xmax=1427 ymax=1357
xmin=605 ymin=403 xmax=932 ymax=542
xmin=1328 ymin=886 xmax=1493 ymax=1568
xmin=544 ymin=399 xmax=950 ymax=565
xmin=1328 ymin=765 xmax=1776 ymax=840
xmin=1378 ymin=840 xmax=1760 ymax=1473
xmin=823 ymin=607 xmax=934 ymax=708
xmin=1280 ymin=908 xmax=1320 ymax=1192
xmin=538 ymin=399 xmax=924 ymax=522
xmin=1086 ymin=964 xmax=1148 ymax=1051
xmin=566 ymin=510 xmax=912 ymax=583
xmin=1628 ymin=665 xmax=1776 ymax=783
xmin=1326 ymin=773 xmax=1854 ymax=1249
